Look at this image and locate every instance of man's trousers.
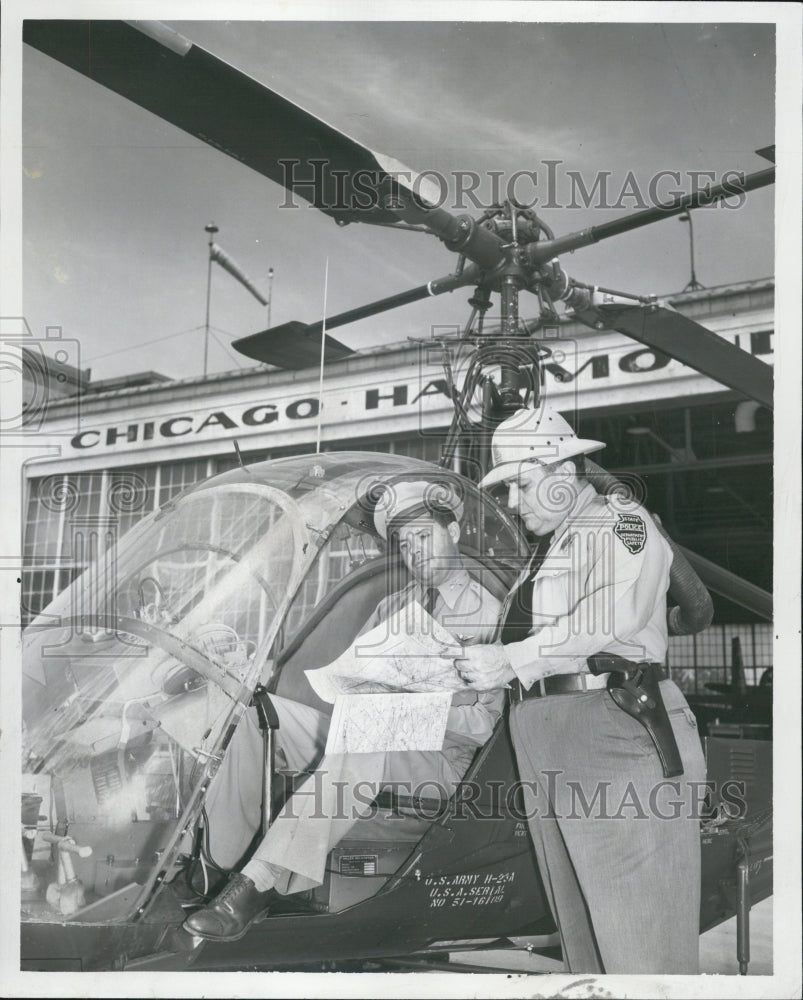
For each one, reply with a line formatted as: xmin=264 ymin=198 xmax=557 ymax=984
xmin=508 ymin=679 xmax=707 ymax=974
xmin=204 ymin=694 xmax=475 ymax=892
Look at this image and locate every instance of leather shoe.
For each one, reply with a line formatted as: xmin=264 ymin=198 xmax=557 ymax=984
xmin=183 ymin=872 xmax=274 ymax=941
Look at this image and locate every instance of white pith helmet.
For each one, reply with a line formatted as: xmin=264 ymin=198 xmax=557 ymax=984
xmin=479 ymin=406 xmax=605 ymax=489
xmin=374 ymin=479 xmax=464 ymax=540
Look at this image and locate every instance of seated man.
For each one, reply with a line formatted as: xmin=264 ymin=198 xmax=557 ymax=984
xmin=184 ymin=479 xmax=503 ymax=941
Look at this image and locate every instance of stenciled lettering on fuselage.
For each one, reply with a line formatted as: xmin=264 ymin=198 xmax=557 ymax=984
xmin=423 ymin=870 xmax=516 ymax=909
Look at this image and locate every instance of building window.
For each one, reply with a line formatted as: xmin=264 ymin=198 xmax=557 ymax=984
xmin=158 ymin=459 xmax=210 ymax=505
xmin=668 ymin=623 xmax=772 ymax=693
xmin=388 ymin=436 xmax=445 ymax=463
xmin=23 ymin=459 xmax=214 ymax=624
xmin=108 ymin=467 xmax=157 ymax=537
xmin=750 ymin=330 xmax=773 ymax=355
xmin=213 ymin=450 xmax=270 ymax=474
xmin=23 ymin=477 xmax=63 ymax=562
xmin=22 ymin=568 xmax=60 ymax=623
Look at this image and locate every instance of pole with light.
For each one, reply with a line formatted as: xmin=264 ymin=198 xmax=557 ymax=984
xmin=203 ymin=222 xmax=219 ymax=377
xmin=267 ymin=267 xmax=274 ymax=329
xmin=203 ymin=225 xmax=269 ymax=375
xmin=678 ymin=211 xmax=704 ymax=291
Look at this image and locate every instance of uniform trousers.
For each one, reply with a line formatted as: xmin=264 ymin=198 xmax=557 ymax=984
xmin=508 ymin=679 xmax=707 ymax=974
xmin=204 ymin=694 xmax=474 ymax=893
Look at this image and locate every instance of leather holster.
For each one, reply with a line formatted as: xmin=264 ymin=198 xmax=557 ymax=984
xmin=588 ymin=655 xmax=684 ymax=778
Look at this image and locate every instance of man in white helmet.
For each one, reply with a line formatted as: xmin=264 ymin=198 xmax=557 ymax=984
xmin=456 ymin=405 xmax=707 ymax=975
xmin=185 ymin=479 xmax=503 ymax=941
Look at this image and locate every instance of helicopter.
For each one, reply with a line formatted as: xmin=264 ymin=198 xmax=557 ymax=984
xmin=19 ymin=19 xmax=774 ymax=974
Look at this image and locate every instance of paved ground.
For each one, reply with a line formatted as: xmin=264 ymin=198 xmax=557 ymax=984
xmin=448 ymin=896 xmax=773 ymax=975
xmin=697 ymin=896 xmax=772 ymax=976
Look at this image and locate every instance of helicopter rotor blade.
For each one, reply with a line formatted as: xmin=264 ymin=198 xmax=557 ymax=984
xmin=571 ymin=298 xmax=773 ymax=409
xmin=233 ymin=326 xmax=353 ymax=370
xmin=25 ymin=19 xmax=510 ymax=270
xmin=528 ymin=167 xmax=774 ymax=264
xmin=26 ymin=20 xmax=776 ymax=397
xmin=233 ymin=265 xmax=483 ymax=367
xmin=24 ymin=20 xmax=426 ymax=226
xmin=29 ymin=21 xmax=774 ymax=287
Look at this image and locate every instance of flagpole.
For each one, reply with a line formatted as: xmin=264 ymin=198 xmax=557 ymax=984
xmin=267 ymin=267 xmax=274 ymax=329
xmin=204 ymin=222 xmax=219 ymax=377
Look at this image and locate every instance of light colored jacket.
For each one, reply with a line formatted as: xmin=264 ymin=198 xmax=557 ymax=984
xmin=504 ymin=483 xmax=673 ymax=689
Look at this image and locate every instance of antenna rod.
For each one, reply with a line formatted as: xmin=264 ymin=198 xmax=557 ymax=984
xmin=316 ymin=258 xmax=329 ymax=454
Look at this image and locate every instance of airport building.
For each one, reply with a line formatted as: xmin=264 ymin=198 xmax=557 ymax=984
xmin=21 ymin=277 xmax=773 ymax=692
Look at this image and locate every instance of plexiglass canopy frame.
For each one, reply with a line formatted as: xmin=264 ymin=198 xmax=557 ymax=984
xmin=22 ymin=452 xmax=526 ymax=925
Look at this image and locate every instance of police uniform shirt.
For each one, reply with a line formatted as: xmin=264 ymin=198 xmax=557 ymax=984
xmin=503 ymin=482 xmax=673 ymax=690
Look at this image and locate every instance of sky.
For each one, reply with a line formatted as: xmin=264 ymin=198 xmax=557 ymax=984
xmin=20 ymin=17 xmax=777 ymax=382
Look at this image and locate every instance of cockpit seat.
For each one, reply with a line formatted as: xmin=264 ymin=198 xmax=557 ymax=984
xmin=271 ymin=558 xmax=393 ymax=713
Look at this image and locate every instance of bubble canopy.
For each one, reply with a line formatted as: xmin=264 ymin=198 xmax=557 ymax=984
xmin=21 ymin=452 xmax=524 ymax=923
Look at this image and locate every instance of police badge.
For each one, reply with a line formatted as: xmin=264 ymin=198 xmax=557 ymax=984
xmin=614 ymin=513 xmax=647 ymax=554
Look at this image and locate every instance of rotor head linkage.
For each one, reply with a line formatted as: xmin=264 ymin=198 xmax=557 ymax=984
xmin=498 ymin=276 xmax=525 ymax=408
xmin=381 ymin=188 xmax=506 ymax=272
xmin=491 ymin=202 xmax=537 ymax=410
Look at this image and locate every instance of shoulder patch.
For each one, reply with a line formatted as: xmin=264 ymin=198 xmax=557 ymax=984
xmin=613 ymin=513 xmax=647 ymax=554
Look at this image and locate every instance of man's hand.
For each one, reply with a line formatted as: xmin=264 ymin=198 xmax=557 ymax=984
xmin=455 ymin=643 xmax=516 ymax=689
